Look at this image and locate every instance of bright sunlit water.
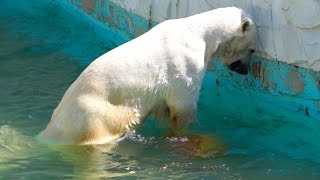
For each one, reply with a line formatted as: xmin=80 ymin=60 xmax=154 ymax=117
xmin=1 ymin=1 xmax=320 ymax=179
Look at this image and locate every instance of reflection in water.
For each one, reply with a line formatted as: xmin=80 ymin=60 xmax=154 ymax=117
xmin=0 ymin=125 xmax=38 ymax=171
xmin=0 ymin=125 xmax=224 ymax=179
xmin=0 ymin=125 xmax=137 ymax=179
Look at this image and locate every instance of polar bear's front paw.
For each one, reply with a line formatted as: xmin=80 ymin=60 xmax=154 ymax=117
xmin=169 ymin=112 xmax=197 ymax=132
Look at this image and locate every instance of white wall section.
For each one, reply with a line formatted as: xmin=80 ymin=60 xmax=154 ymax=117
xmin=110 ymin=0 xmax=320 ymax=71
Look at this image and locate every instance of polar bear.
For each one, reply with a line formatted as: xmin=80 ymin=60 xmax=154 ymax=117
xmin=39 ymin=7 xmax=256 ymax=145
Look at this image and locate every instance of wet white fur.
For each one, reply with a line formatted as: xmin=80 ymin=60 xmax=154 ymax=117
xmin=39 ymin=7 xmax=256 ymax=145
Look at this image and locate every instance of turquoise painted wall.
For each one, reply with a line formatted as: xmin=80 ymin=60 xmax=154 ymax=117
xmin=56 ymin=0 xmax=320 ymax=120
xmin=56 ymin=0 xmax=320 ymax=161
xmin=1 ymin=0 xmax=320 ymax=161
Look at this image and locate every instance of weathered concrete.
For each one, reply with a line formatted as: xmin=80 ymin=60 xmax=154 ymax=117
xmin=104 ymin=0 xmax=320 ymax=71
xmin=59 ymin=0 xmax=320 ymax=121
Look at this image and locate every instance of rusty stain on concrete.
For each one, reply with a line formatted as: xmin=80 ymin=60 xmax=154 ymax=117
xmin=82 ymin=0 xmax=96 ymax=14
xmin=125 ymin=17 xmax=132 ymax=33
xmin=251 ymin=62 xmax=274 ymax=88
xmin=109 ymin=6 xmax=114 ymax=16
xmin=285 ymin=70 xmax=305 ymax=94
xmin=98 ymin=6 xmax=116 ymax=27
xmin=116 ymin=15 xmax=120 ymax=28
xmin=251 ymin=62 xmax=262 ymax=79
xmin=106 ymin=6 xmax=116 ymax=26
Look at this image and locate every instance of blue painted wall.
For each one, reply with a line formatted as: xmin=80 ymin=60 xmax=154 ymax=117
xmin=2 ymin=0 xmax=320 ymax=161
xmin=56 ymin=0 xmax=320 ymax=161
xmin=56 ymin=0 xmax=320 ymax=120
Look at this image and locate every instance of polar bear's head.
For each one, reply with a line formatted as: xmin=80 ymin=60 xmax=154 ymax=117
xmin=217 ymin=8 xmax=256 ymax=66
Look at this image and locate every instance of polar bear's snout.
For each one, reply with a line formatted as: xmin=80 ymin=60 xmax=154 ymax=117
xmin=227 ymin=49 xmax=255 ymax=75
xmin=228 ymin=59 xmax=249 ymax=75
xmin=249 ymin=49 xmax=255 ymax=54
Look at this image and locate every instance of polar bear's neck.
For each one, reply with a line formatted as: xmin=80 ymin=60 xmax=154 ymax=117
xmin=184 ymin=9 xmax=243 ymax=60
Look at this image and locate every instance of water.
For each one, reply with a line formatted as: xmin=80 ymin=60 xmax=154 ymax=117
xmin=1 ymin=1 xmax=320 ymax=179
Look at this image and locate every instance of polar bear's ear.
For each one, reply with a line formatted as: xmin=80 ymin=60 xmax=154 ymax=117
xmin=241 ymin=18 xmax=253 ymax=33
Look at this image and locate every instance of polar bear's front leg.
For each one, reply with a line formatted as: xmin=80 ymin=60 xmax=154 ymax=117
xmin=169 ymin=105 xmax=197 ymax=131
xmin=166 ymin=96 xmax=198 ymax=133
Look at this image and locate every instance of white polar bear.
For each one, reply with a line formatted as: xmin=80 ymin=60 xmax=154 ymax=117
xmin=39 ymin=7 xmax=256 ymax=145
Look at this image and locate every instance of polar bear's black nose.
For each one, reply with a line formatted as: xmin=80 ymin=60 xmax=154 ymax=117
xmin=228 ymin=60 xmax=248 ymax=75
xmin=249 ymin=49 xmax=255 ymax=54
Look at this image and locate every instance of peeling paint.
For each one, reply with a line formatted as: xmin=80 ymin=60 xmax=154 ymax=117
xmin=251 ymin=61 xmax=274 ymax=88
xmin=125 ymin=17 xmax=132 ymax=33
xmin=105 ymin=6 xmax=115 ymax=26
xmin=81 ymin=0 xmax=96 ymax=14
xmin=109 ymin=6 xmax=114 ymax=16
xmin=68 ymin=0 xmax=156 ymax=39
xmin=285 ymin=70 xmax=305 ymax=95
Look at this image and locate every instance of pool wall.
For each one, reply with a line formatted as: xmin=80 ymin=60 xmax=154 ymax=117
xmin=56 ymin=0 xmax=320 ymax=121
xmin=1 ymin=0 xmax=320 ymax=161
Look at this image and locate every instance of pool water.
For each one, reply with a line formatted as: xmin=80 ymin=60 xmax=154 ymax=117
xmin=1 ymin=1 xmax=320 ymax=179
